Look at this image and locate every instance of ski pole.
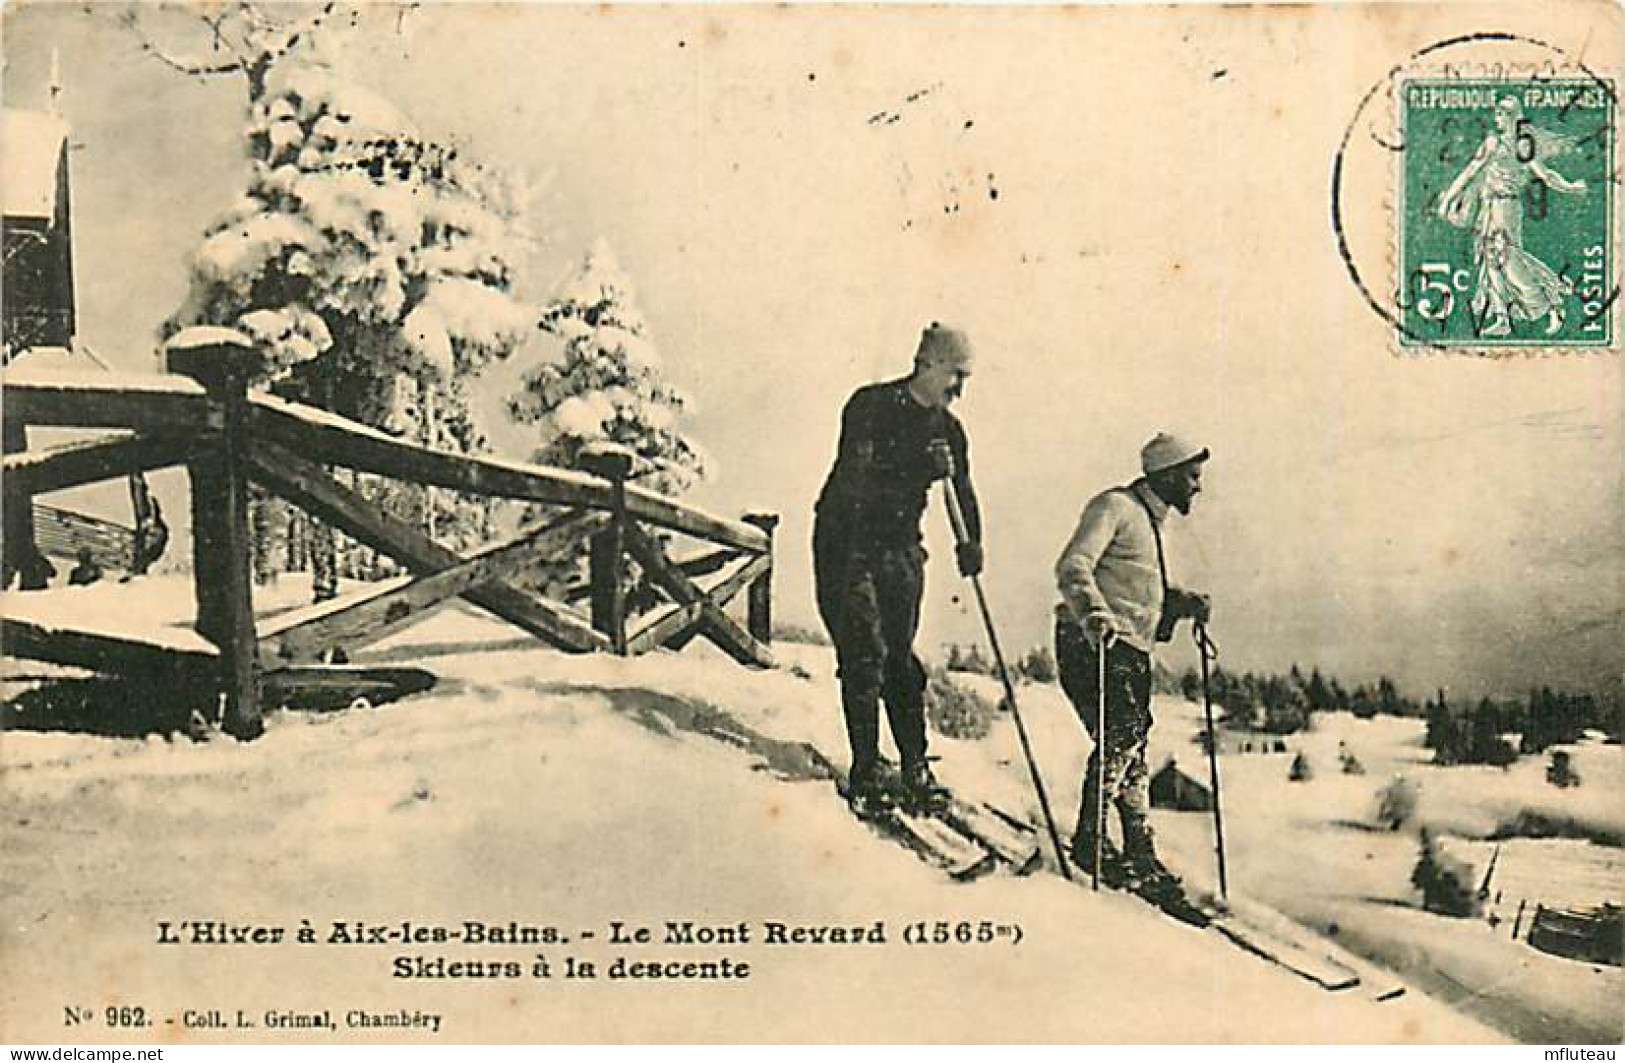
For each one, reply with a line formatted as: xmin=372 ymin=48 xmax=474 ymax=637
xmin=940 ymin=479 xmax=1072 ymax=882
xmin=1095 ymin=633 xmax=1113 ymax=891
xmin=1194 ymin=621 xmax=1229 ymax=901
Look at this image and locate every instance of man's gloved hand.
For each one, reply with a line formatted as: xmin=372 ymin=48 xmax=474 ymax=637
xmin=956 ymin=541 xmax=983 ymax=578
xmin=926 ymin=439 xmax=955 ymax=481
xmin=1168 ymin=589 xmax=1213 ymax=626
xmin=1084 ymin=612 xmax=1119 ymax=650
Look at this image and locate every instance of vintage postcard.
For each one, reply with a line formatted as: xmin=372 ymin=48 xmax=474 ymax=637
xmin=2 ymin=1 xmax=1620 ymax=1047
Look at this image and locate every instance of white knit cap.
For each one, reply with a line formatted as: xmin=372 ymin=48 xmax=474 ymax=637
xmin=1141 ymin=432 xmax=1210 ymax=475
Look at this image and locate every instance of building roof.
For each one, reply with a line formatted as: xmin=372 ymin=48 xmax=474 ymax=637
xmin=2 ymin=109 xmax=70 ymax=220
xmin=1152 ymin=757 xmax=1207 ymax=786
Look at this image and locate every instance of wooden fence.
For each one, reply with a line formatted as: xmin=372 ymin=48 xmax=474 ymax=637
xmin=3 ymin=327 xmax=777 ymax=739
xmin=1526 ymin=903 xmax=1624 ymax=967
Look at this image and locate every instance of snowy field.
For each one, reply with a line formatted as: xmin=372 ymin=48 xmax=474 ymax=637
xmin=934 ymin=671 xmax=1624 ymax=1044
xmin=0 ymin=590 xmax=1505 ymax=1044
xmin=1149 ymin=706 xmax=1622 ymax=1044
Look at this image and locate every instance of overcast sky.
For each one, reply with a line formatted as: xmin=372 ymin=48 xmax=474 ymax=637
xmin=4 ymin=2 xmax=1620 ymax=700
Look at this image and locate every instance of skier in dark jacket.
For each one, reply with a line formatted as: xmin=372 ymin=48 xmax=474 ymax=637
xmin=814 ymin=322 xmax=984 ymax=816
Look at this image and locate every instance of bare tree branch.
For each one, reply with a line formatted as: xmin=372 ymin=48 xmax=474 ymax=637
xmin=112 ymin=6 xmax=245 ymax=79
xmin=110 ymin=1 xmax=339 ymax=86
xmin=269 ymin=1 xmax=339 ymax=63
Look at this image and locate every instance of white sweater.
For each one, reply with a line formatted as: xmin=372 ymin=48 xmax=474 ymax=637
xmin=1054 ymin=480 xmax=1175 ymax=654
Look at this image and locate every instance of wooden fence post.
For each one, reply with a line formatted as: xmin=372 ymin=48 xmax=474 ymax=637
xmin=582 ymin=445 xmax=634 ymax=655
xmin=742 ymin=512 xmax=778 ymax=646
xmin=167 ymin=328 xmax=264 ymax=740
xmin=1 ymin=413 xmax=44 ymax=589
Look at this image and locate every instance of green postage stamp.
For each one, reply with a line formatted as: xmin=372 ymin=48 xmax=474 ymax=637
xmin=1398 ymin=77 xmax=1616 ymax=350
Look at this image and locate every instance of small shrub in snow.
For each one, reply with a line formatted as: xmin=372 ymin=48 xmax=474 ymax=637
xmin=1015 ymin=645 xmax=1057 ymax=684
xmin=1337 ymin=741 xmax=1364 ymax=774
xmin=1490 ymin=810 xmax=1620 ymax=847
xmin=1374 ymin=775 xmax=1419 ymax=830
xmin=1546 ymin=750 xmax=1581 ymax=789
xmin=1288 ymin=752 xmax=1313 ymax=781
xmin=943 ymin=642 xmax=996 ymax=677
xmin=926 ymin=666 xmax=997 ymax=741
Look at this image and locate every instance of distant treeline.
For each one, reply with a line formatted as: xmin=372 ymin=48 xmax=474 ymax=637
xmin=1424 ymin=687 xmax=1616 ymax=766
xmin=948 ymin=643 xmax=1623 ymax=755
xmin=1180 ymin=666 xmax=1621 ymax=756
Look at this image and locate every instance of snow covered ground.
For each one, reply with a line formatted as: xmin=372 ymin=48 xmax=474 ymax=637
xmin=0 ymin=595 xmax=1505 ymax=1044
xmin=933 ymin=670 xmax=1623 ymax=1045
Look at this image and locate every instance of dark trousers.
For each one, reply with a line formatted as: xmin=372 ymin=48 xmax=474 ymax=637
xmin=813 ymin=519 xmax=928 ymax=780
xmin=1055 ymin=617 xmax=1156 ymax=861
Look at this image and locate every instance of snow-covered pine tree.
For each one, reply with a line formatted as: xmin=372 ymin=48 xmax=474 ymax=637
xmin=1411 ymin=829 xmax=1480 ymax=917
xmin=507 ymin=240 xmax=707 ymax=596
xmin=511 ymin=239 xmax=707 ymax=497
xmin=165 ymin=60 xmax=533 ymax=591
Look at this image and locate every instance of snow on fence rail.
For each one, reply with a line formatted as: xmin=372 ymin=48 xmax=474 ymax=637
xmin=2 ymin=328 xmax=778 ymax=739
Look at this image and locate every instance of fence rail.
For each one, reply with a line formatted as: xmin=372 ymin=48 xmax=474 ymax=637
xmin=2 ymin=328 xmax=778 ymax=738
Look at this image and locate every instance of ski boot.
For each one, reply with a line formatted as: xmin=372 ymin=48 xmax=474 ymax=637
xmin=1070 ymin=836 xmax=1131 ymax=889
xmin=898 ymin=759 xmax=951 ymax=815
xmin=846 ymin=769 xmax=895 ymax=820
xmin=1125 ymin=856 xmax=1211 ymax=928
